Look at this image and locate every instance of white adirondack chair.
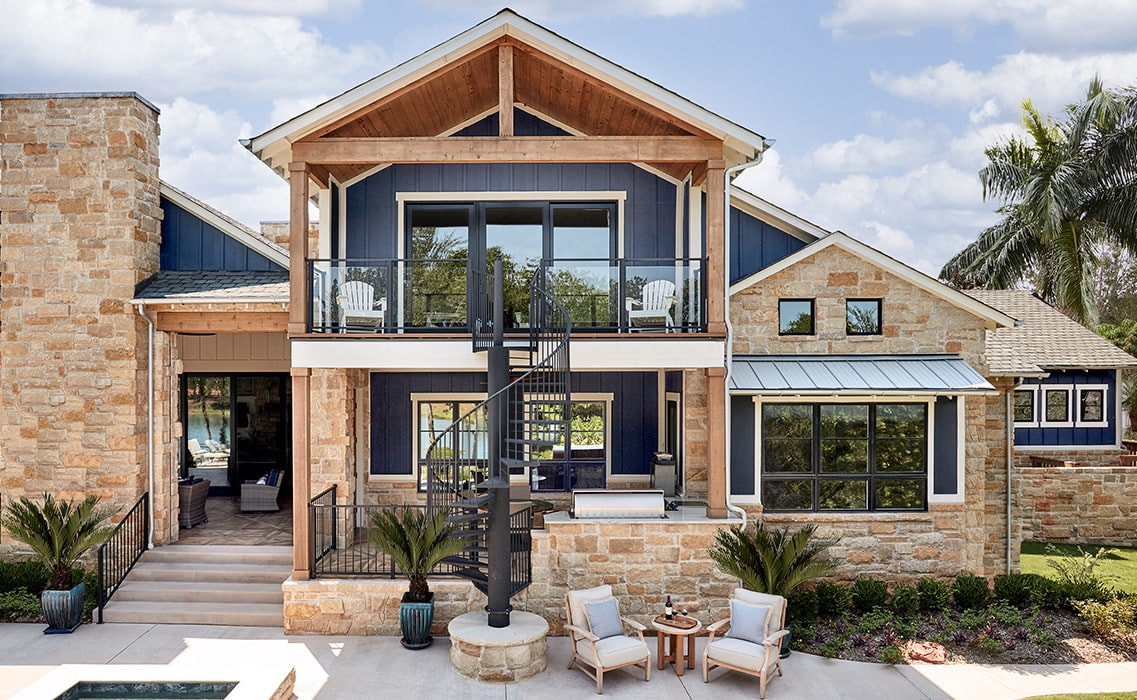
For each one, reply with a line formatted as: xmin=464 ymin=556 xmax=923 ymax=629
xmin=626 ymin=279 xmax=677 ymax=330
xmin=338 ymin=280 xmax=386 ymax=330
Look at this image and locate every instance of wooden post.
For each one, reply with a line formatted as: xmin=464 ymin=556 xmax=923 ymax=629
xmin=705 ymin=159 xmax=726 ymax=336
xmin=705 ymin=366 xmax=728 ymax=519
xmin=288 ymin=162 xmax=309 ymax=335
xmin=291 ymin=367 xmax=312 ymax=581
xmin=498 ymin=44 xmax=514 ymax=137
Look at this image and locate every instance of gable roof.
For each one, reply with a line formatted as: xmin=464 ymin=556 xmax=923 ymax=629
xmin=244 ymin=9 xmax=768 ymax=181
xmin=160 ymin=182 xmax=289 ymax=268
xmin=729 ymin=186 xmax=828 ymax=243
xmin=964 ymin=289 xmax=1137 ymax=376
xmin=729 ymin=231 xmax=1017 ymax=329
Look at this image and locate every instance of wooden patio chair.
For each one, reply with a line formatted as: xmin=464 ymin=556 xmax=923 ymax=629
xmin=564 ymin=584 xmax=651 ymax=693
xmin=338 ymin=280 xmax=386 ymax=330
xmin=626 ymin=280 xmax=676 ymax=331
xmin=702 ymin=588 xmax=789 ymax=699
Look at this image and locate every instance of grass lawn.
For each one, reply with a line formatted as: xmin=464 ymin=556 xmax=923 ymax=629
xmin=1024 ymin=694 xmax=1137 ymax=700
xmin=1020 ymin=542 xmax=1137 ymax=595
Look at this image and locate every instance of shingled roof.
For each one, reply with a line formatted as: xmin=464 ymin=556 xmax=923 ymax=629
xmin=964 ymin=289 xmax=1137 ymax=376
xmin=134 ymin=270 xmax=289 ymax=302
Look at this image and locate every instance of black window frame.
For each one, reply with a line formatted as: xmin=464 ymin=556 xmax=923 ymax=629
xmin=760 ymin=402 xmax=928 ymax=513
xmin=778 ymin=298 xmax=815 ymax=335
xmin=846 ymin=298 xmax=883 ymax=335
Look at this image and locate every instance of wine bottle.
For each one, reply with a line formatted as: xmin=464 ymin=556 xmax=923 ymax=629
xmin=664 ymin=595 xmax=674 ymax=620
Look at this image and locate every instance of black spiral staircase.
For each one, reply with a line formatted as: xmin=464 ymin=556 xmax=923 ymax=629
xmin=424 ymin=261 xmax=571 ymax=627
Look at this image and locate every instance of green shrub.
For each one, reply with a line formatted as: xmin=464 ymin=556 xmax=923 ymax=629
xmin=1019 ymin=573 xmax=1062 ymax=608
xmin=851 ymin=576 xmax=889 ymax=613
xmin=952 ymin=571 xmax=990 ymax=609
xmin=917 ymin=577 xmax=952 ymax=612
xmin=0 ymin=560 xmax=50 ymax=593
xmin=889 ymin=583 xmax=919 ymax=616
xmin=1045 ymin=544 xmax=1117 ymax=605
xmin=993 ymin=573 xmax=1034 ymax=607
xmin=1072 ymin=596 xmax=1137 ymax=639
xmin=0 ymin=590 xmax=42 ymax=621
xmin=787 ymin=586 xmax=819 ymax=623
xmin=987 ymin=600 xmax=1025 ymax=627
xmin=815 ymin=580 xmax=851 ymax=617
xmin=856 ymin=608 xmax=895 ymax=634
xmin=878 ymin=643 xmax=904 ymax=664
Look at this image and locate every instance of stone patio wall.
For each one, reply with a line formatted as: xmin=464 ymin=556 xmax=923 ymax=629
xmin=1013 ymin=466 xmax=1137 ymax=545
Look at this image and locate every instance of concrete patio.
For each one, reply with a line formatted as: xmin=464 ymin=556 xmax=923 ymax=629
xmin=1 ymin=622 xmax=1135 ymax=699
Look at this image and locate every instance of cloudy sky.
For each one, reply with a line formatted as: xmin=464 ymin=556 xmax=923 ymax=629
xmin=3 ymin=0 xmax=1136 ymax=274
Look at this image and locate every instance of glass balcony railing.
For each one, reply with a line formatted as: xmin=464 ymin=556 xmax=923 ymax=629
xmin=307 ymin=257 xmax=705 ymax=334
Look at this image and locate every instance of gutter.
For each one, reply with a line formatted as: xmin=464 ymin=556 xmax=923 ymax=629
xmin=135 ymin=305 xmax=156 ymax=549
xmin=722 ymin=142 xmax=773 ymax=527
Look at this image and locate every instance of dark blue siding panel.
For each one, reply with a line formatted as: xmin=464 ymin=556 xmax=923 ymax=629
xmin=666 ymin=370 xmax=683 ymax=394
xmin=729 ymin=206 xmax=810 ymax=283
xmin=933 ymin=396 xmax=958 ymax=495
xmin=159 ymin=198 xmax=282 ymax=272
xmin=1014 ymin=370 xmax=1117 ymax=446
xmin=730 ymin=396 xmax=755 ymax=496
xmin=453 ymin=113 xmax=498 ymax=136
xmin=369 ymin=371 xmax=657 ymax=478
xmin=345 ymin=163 xmax=677 ymax=260
xmin=514 ymin=109 xmax=570 ymax=136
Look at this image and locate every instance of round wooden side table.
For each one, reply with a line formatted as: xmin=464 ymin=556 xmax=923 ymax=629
xmin=652 ymin=615 xmax=702 ymax=676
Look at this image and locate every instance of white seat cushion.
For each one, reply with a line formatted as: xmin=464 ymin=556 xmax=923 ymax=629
xmin=576 ymin=635 xmax=649 ymax=667
xmin=706 ymin=637 xmax=772 ymax=673
xmin=733 ymin=589 xmax=785 ymax=636
xmin=567 ymin=584 xmax=614 ymax=629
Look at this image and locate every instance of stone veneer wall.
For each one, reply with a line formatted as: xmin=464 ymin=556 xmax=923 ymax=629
xmin=1015 ymin=448 xmax=1129 ymax=468
xmin=0 ymin=94 xmax=160 ymax=548
xmin=729 ymin=244 xmax=1009 ymax=577
xmin=308 ymin=368 xmax=368 ymax=504
xmin=1013 ymin=466 xmax=1137 ymax=545
xmin=283 ymin=517 xmax=739 ymax=635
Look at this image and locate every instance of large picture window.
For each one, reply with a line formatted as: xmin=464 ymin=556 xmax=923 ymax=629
xmin=415 ymin=398 xmax=488 ymax=490
xmin=761 ymin=402 xmax=928 ymax=512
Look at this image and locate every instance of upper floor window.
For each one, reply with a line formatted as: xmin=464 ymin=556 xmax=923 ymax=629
xmin=846 ymin=299 xmax=882 ymax=335
xmin=1013 ymin=387 xmax=1037 ymax=425
xmin=1076 ymin=385 xmax=1108 ymax=427
xmin=1014 ymin=383 xmax=1108 ymax=429
xmin=779 ymin=299 xmax=814 ymax=335
xmin=1041 ymin=387 xmax=1073 ymax=427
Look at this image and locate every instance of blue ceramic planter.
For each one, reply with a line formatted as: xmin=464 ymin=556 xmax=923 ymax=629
xmin=399 ymin=593 xmax=434 ymax=649
xmin=42 ymin=582 xmax=85 ymax=634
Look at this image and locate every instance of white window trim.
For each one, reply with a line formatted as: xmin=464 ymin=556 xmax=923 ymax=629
xmin=1040 ymin=386 xmax=1074 ymax=428
xmin=1013 ymin=386 xmax=1039 ymax=427
xmin=752 ymin=395 xmax=935 ymax=511
xmin=1075 ymin=384 xmax=1109 ymax=428
xmin=407 ymin=392 xmax=488 ymax=485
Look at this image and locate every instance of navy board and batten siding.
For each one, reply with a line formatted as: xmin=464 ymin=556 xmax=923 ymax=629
xmin=159 ymin=198 xmax=283 ymax=272
xmin=729 ymin=395 xmax=960 ymax=498
xmin=729 ymin=207 xmax=809 ymax=283
xmin=451 ymin=109 xmax=571 ymax=137
xmin=1016 ymin=370 xmax=1118 ymax=446
xmin=369 ymin=371 xmax=658 ymax=478
xmin=343 ymin=162 xmax=678 ymax=260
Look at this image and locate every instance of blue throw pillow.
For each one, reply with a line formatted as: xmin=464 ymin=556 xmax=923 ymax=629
xmin=726 ymin=601 xmax=769 ymax=645
xmin=267 ymin=469 xmax=279 ymax=487
xmin=584 ymin=597 xmax=624 ymax=640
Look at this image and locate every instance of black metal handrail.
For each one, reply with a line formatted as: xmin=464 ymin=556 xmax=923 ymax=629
xmin=96 ymin=492 xmax=149 ymax=623
xmin=309 ymin=484 xmax=337 ymax=572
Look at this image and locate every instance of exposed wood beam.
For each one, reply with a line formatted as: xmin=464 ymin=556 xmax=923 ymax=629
xmin=288 ymin=162 xmax=309 ymax=335
xmin=291 ymin=367 xmax=311 ymax=581
xmin=705 ymin=366 xmax=728 ymax=519
xmin=499 ymin=44 xmax=514 ymax=137
xmin=293 ymin=136 xmax=722 ymax=164
xmin=705 ymin=159 xmax=726 ymax=337
xmin=156 ymin=312 xmax=289 ymax=333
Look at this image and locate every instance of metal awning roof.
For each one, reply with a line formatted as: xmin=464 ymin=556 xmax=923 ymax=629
xmin=730 ymin=355 xmax=996 ymax=395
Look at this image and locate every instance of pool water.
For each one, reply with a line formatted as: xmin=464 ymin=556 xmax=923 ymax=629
xmin=55 ymin=681 xmax=236 ymax=700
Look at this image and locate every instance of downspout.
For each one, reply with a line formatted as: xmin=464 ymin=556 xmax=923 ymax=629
xmin=723 ymin=140 xmax=773 ymax=527
xmin=1006 ymin=378 xmax=1023 ymax=574
xmin=136 ymin=305 xmax=156 ymax=549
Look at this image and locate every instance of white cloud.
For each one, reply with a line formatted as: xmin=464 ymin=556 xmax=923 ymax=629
xmin=732 ymin=149 xmax=810 ymax=213
xmin=0 ymin=0 xmax=386 ymax=103
xmin=808 ymin=134 xmax=934 ymax=174
xmin=418 ymin=0 xmax=742 ymax=20
xmin=968 ymin=99 xmax=1001 ymax=124
xmin=872 ymin=52 xmax=1137 ymax=113
xmin=157 ymin=99 xmax=289 ymax=227
xmin=822 ymin=0 xmax=1137 ymax=52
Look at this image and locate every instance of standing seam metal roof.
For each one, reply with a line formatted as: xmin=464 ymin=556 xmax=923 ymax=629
xmin=729 ymin=355 xmax=995 ymax=394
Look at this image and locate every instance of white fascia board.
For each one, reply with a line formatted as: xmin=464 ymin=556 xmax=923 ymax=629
xmin=728 ymin=232 xmax=1018 ymax=329
xmin=291 ymin=338 xmax=725 ymax=370
xmin=245 ymin=10 xmax=766 ymax=177
xmin=729 ymin=186 xmax=829 ymax=243
xmin=159 ymin=183 xmax=289 ymax=268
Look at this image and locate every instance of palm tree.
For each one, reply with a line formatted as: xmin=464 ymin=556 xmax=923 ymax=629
xmin=708 ymin=522 xmax=840 ymax=597
xmin=940 ymin=78 xmax=1137 ymax=327
xmin=368 ymin=507 xmax=466 ymax=602
xmin=1 ymin=494 xmax=118 ymax=590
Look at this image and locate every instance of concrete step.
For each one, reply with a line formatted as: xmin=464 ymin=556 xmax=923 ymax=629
xmin=101 ymin=601 xmax=283 ymax=627
xmin=113 ymin=580 xmax=283 ymax=605
xmin=150 ymin=545 xmax=292 ymax=566
xmin=126 ymin=562 xmax=289 ymax=585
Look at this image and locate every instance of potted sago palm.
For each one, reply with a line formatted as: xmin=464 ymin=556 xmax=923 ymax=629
xmin=2 ymin=493 xmax=118 ymax=633
xmin=368 ymin=506 xmax=466 ymax=649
